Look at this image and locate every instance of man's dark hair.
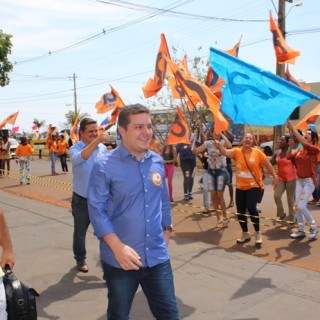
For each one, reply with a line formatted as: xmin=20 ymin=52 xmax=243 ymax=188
xmin=118 ymin=104 xmax=150 ymax=130
xmin=79 ymin=118 xmax=97 ymax=133
xmin=310 ymin=130 xmax=318 ymax=145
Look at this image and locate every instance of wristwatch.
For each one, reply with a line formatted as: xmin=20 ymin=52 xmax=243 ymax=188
xmin=163 ymin=225 xmax=174 ymax=232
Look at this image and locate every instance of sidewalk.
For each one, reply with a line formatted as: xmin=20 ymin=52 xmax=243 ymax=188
xmin=1 ymin=190 xmax=320 ymax=320
xmin=1 ymin=158 xmax=320 ymax=272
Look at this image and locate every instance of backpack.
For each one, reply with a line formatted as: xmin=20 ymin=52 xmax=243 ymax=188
xmin=3 ymin=266 xmax=39 ymax=320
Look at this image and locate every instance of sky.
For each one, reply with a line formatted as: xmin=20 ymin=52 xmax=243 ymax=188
xmin=1 ymin=0 xmax=320 ymax=133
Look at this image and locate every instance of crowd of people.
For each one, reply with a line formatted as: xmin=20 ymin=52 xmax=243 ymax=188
xmin=1 ymin=107 xmax=320 ymax=319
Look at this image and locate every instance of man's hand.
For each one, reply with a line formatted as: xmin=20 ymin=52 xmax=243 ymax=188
xmin=98 ymin=131 xmax=110 ymax=144
xmin=113 ymin=243 xmax=142 ymax=271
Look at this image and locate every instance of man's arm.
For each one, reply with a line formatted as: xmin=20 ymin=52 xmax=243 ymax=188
xmin=0 ymin=208 xmax=14 ymax=270
xmin=81 ymin=132 xmax=110 ymax=160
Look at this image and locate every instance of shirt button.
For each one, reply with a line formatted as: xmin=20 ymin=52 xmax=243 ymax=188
xmin=145 ymin=189 xmax=147 ymax=192
xmin=146 ymin=205 xmax=148 ymax=208
xmin=147 ymin=234 xmax=149 ymax=237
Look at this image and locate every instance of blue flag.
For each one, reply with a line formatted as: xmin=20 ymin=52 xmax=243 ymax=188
xmin=209 ymin=47 xmax=320 ymax=126
xmin=100 ymin=116 xmax=109 ymax=126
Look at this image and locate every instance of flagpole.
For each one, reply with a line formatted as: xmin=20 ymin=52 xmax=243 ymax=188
xmin=273 ymin=0 xmax=286 ymax=153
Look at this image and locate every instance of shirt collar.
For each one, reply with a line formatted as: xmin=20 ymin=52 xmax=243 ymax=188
xmin=118 ymin=143 xmax=153 ymax=162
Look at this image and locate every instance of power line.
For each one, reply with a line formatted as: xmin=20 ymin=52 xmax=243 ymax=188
xmin=97 ymin=0 xmax=268 ymax=22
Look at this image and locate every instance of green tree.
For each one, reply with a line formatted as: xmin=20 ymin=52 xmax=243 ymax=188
xmin=0 ymin=29 xmax=13 ymax=87
xmin=64 ymin=109 xmax=90 ymax=128
xmin=32 ymin=118 xmax=46 ymax=131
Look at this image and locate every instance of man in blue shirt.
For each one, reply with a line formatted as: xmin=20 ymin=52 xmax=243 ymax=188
xmin=70 ymin=118 xmax=109 ymax=273
xmin=88 ymin=104 xmax=179 ymax=320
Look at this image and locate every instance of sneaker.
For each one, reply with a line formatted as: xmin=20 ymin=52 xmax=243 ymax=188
xmin=236 ymin=232 xmax=251 ymax=244
xmin=184 ymin=194 xmax=189 ymax=201
xmin=290 ymin=231 xmax=306 ymax=239
xmin=255 ymin=231 xmax=263 ymax=245
xmin=308 ymin=228 xmax=318 ymax=241
xmin=188 ymin=193 xmax=193 ymax=200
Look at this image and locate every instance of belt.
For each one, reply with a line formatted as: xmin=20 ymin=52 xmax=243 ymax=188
xmin=73 ymin=192 xmax=87 ymax=200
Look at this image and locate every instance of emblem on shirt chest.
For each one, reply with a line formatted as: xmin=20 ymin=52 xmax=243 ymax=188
xmin=152 ymin=172 xmax=162 ymax=186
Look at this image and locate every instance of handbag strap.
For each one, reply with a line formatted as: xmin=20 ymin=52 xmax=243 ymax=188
xmin=242 ymin=149 xmax=262 ymax=189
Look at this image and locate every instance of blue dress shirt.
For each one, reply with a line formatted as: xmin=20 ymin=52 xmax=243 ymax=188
xmin=87 ymin=143 xmax=172 ymax=268
xmin=70 ymin=140 xmax=108 ymax=198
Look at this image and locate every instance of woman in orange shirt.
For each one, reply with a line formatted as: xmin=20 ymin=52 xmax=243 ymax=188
xmin=57 ymin=134 xmax=69 ymax=173
xmin=270 ymin=135 xmax=297 ymax=223
xmin=214 ymin=133 xmax=277 ymax=246
xmin=15 ymin=136 xmax=34 ymax=185
xmin=46 ymin=125 xmax=59 ymax=175
xmin=286 ymin=121 xmax=320 ymax=240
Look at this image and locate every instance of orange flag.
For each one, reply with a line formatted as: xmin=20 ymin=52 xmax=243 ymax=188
xmin=269 ymin=12 xmax=300 ymax=64
xmin=95 ymin=85 xmax=125 ymax=114
xmin=70 ymin=116 xmax=79 ymax=142
xmin=295 ymin=103 xmax=320 ymax=130
xmin=178 ymin=55 xmax=190 ymax=74
xmin=284 ymin=65 xmax=311 ymax=91
xmin=204 ymin=66 xmax=225 ymax=99
xmin=224 ymin=35 xmax=242 ymax=57
xmin=142 ymin=34 xmax=171 ymax=98
xmin=104 ymin=103 xmax=125 ymax=131
xmin=167 ymin=55 xmax=190 ymax=99
xmin=166 ymin=57 xmax=228 ymax=133
xmin=0 ymin=111 xmax=19 ymax=129
xmin=167 ymin=76 xmax=186 ymax=99
xmin=167 ymin=107 xmax=190 ymax=145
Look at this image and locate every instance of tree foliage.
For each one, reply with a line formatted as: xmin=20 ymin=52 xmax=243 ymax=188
xmin=0 ymin=29 xmax=14 ymax=87
xmin=64 ymin=109 xmax=90 ymax=128
xmin=33 ymin=118 xmax=46 ymax=130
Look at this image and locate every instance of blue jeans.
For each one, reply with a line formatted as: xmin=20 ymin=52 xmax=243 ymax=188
xmin=71 ymin=193 xmax=90 ymax=262
xmin=101 ymin=260 xmax=179 ymax=320
xmin=202 ymin=169 xmax=210 ymax=209
xmin=49 ymin=152 xmax=57 ymax=174
xmin=208 ymin=167 xmax=228 ymax=192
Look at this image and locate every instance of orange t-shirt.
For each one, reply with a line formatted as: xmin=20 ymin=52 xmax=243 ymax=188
xmin=46 ymin=137 xmax=58 ymax=153
xmin=15 ymin=144 xmax=33 ymax=157
xmin=57 ymin=139 xmax=69 ymax=156
xmin=233 ymin=147 xmax=266 ymax=190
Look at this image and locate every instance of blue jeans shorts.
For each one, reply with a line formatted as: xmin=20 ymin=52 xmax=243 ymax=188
xmin=208 ymin=167 xmax=228 ymax=192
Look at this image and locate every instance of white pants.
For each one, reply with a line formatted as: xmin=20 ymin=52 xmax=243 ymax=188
xmin=295 ymin=177 xmax=316 ymax=232
xmin=0 ymin=277 xmax=7 ymax=320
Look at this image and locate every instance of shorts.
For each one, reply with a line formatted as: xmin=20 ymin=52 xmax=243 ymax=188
xmin=207 ymin=167 xmax=228 ymax=192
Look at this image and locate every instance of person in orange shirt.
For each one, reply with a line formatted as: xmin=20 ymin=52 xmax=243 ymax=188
xmin=57 ymin=134 xmax=69 ymax=173
xmin=306 ymin=124 xmax=320 ymax=205
xmin=46 ymin=125 xmax=59 ymax=176
xmin=214 ymin=133 xmax=277 ymax=246
xmin=149 ymin=134 xmax=161 ymax=154
xmin=15 ymin=136 xmax=34 ymax=185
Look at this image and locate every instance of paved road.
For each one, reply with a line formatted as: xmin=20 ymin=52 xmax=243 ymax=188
xmin=1 ymin=158 xmax=320 ymax=319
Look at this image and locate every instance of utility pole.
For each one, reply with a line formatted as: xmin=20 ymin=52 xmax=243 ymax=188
xmin=273 ymin=0 xmax=286 ymax=152
xmin=73 ymin=73 xmax=78 ymax=115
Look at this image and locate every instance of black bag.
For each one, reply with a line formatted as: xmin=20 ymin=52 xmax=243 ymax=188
xmin=3 ymin=265 xmax=39 ymax=320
